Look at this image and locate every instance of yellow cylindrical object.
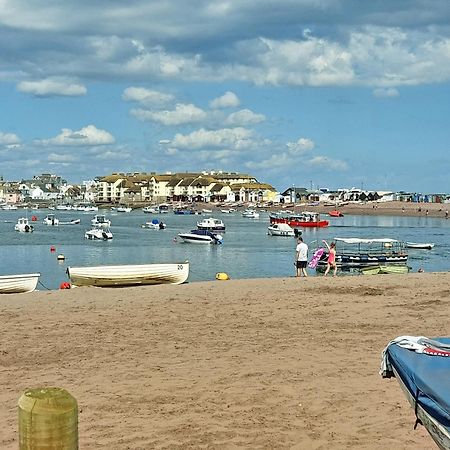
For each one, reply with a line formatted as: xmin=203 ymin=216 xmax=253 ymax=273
xmin=215 ymin=272 xmax=229 ymax=280
xmin=18 ymin=387 xmax=78 ymax=449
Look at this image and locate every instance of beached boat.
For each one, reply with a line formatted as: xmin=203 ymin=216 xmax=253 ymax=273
xmin=406 ymin=242 xmax=435 ymax=250
xmin=381 ymin=336 xmax=450 ymax=450
xmin=67 ymin=261 xmax=189 ymax=287
xmin=269 ymin=211 xmax=329 ymax=228
xmin=85 ymin=228 xmax=113 ymax=240
xmin=328 ymin=210 xmax=344 ymax=217
xmin=196 ymin=217 xmax=226 ymax=232
xmin=43 ymin=214 xmax=59 ymax=226
xmin=91 ymin=215 xmax=111 ymax=228
xmin=0 ymin=273 xmax=40 ymax=293
xmin=267 ymin=223 xmax=295 ymax=237
xmin=360 ymin=265 xmax=409 ymax=275
xmin=316 ymin=238 xmax=408 ymax=269
xmin=178 ymin=229 xmax=223 ymax=244
xmin=14 ymin=217 xmax=34 ymax=233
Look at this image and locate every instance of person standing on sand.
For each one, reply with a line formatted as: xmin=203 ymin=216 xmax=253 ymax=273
xmin=322 ymin=240 xmax=337 ymax=277
xmin=295 ymin=237 xmax=308 ymax=277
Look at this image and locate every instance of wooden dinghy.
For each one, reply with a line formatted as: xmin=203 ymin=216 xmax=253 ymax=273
xmin=0 ymin=273 xmax=40 ymax=293
xmin=406 ymin=242 xmax=435 ymax=250
xmin=66 ymin=262 xmax=189 ymax=287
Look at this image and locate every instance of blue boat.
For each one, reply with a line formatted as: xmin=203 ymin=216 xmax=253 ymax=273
xmin=381 ymin=336 xmax=450 ymax=449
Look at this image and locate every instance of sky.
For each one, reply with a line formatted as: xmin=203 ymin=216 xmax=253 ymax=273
xmin=1 ymin=0 xmax=450 ymax=193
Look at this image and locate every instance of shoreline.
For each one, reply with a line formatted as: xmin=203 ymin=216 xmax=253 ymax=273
xmin=1 ymin=273 xmax=447 ymax=449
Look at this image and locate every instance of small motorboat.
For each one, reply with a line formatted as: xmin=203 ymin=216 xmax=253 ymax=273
xmin=91 ymin=215 xmax=111 ymax=228
xmin=242 ymin=209 xmax=259 ymax=219
xmin=116 ymin=206 xmax=132 ymax=212
xmin=178 ymin=229 xmax=223 ymax=244
xmin=406 ymin=242 xmax=435 ymax=250
xmin=85 ymin=227 xmax=113 ymax=240
xmin=59 ymin=218 xmax=81 ymax=225
xmin=267 ymin=223 xmax=295 ymax=237
xmin=14 ymin=218 xmax=34 ymax=233
xmin=43 ymin=214 xmax=59 ymax=226
xmin=328 ymin=210 xmax=344 ymax=217
xmin=221 ymin=208 xmax=235 ymax=214
xmin=196 ymin=217 xmax=226 ymax=232
xmin=141 ymin=219 xmax=166 ymax=229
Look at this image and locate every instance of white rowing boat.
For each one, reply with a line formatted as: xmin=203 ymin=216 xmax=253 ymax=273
xmin=406 ymin=242 xmax=435 ymax=250
xmin=0 ymin=273 xmax=40 ymax=293
xmin=66 ymin=262 xmax=189 ymax=287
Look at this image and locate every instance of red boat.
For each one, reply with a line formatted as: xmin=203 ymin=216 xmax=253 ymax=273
xmin=269 ymin=211 xmax=329 ymax=228
xmin=328 ymin=210 xmax=344 ymax=217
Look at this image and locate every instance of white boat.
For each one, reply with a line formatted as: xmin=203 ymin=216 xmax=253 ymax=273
xmin=142 ymin=206 xmax=158 ymax=213
xmin=85 ymin=228 xmax=113 ymax=240
xmin=221 ymin=208 xmax=235 ymax=214
xmin=117 ymin=206 xmax=132 ymax=213
xmin=406 ymin=242 xmax=435 ymax=250
xmin=196 ymin=217 xmax=226 ymax=232
xmin=202 ymin=209 xmax=213 ymax=213
xmin=59 ymin=218 xmax=81 ymax=225
xmin=242 ymin=209 xmax=259 ymax=219
xmin=14 ymin=218 xmax=34 ymax=233
xmin=141 ymin=219 xmax=166 ymax=229
xmin=43 ymin=214 xmax=59 ymax=226
xmin=267 ymin=223 xmax=295 ymax=237
xmin=91 ymin=214 xmax=111 ymax=228
xmin=0 ymin=273 xmax=40 ymax=293
xmin=56 ymin=204 xmax=72 ymax=210
xmin=2 ymin=204 xmax=18 ymax=210
xmin=178 ymin=229 xmax=223 ymax=244
xmin=66 ymin=262 xmax=189 ymax=287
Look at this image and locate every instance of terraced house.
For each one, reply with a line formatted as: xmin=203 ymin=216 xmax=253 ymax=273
xmin=95 ymin=171 xmax=277 ymax=204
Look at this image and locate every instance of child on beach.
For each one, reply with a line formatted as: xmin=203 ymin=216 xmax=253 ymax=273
xmin=322 ymin=240 xmax=337 ymax=277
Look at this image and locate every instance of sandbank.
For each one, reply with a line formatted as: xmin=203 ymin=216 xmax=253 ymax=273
xmin=1 ymin=273 xmax=448 ymax=449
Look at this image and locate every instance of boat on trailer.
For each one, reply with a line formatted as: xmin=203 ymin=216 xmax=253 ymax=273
xmin=316 ymin=237 xmax=408 ymax=269
xmin=0 ymin=273 xmax=40 ymax=293
xmin=67 ymin=262 xmax=189 ymax=287
xmin=381 ymin=336 xmax=450 ymax=450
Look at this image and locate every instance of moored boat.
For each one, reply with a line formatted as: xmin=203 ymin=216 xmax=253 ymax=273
xmin=141 ymin=219 xmax=166 ymax=229
xmin=66 ymin=262 xmax=189 ymax=287
xmin=85 ymin=228 xmax=113 ymax=240
xmin=0 ymin=273 xmax=40 ymax=293
xmin=43 ymin=214 xmax=59 ymax=226
xmin=14 ymin=217 xmax=34 ymax=233
xmin=242 ymin=209 xmax=259 ymax=219
xmin=406 ymin=242 xmax=435 ymax=250
xmin=267 ymin=223 xmax=295 ymax=237
xmin=329 ymin=210 xmax=344 ymax=217
xmin=91 ymin=214 xmax=111 ymax=228
xmin=178 ymin=229 xmax=223 ymax=244
xmin=196 ymin=217 xmax=226 ymax=232
xmin=270 ymin=211 xmax=329 ymax=228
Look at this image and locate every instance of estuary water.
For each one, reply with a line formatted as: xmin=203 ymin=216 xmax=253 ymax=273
xmin=1 ymin=209 xmax=449 ymax=290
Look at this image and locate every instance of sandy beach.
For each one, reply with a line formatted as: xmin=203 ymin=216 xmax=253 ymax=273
xmin=1 ymin=273 xmax=448 ymax=449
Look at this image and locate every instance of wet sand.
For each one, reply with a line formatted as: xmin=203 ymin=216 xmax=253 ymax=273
xmin=1 ymin=272 xmax=448 ymax=449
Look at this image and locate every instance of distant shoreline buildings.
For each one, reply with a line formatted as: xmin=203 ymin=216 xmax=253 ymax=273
xmin=0 ymin=171 xmax=448 ymax=206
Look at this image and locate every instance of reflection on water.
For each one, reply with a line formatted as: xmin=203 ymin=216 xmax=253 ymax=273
xmin=0 ymin=209 xmax=449 ymax=289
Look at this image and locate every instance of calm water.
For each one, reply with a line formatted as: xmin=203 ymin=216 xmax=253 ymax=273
xmin=1 ymin=209 xmax=449 ymax=290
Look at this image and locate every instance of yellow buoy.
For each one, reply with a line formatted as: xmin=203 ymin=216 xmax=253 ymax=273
xmin=18 ymin=387 xmax=78 ymax=449
xmin=216 ymin=272 xmax=229 ymax=281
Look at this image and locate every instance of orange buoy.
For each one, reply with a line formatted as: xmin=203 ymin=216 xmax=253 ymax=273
xmin=50 ymin=246 xmax=56 ymax=253
xmin=59 ymin=282 xmax=71 ymax=290
xmin=31 ymin=215 xmax=38 ymax=221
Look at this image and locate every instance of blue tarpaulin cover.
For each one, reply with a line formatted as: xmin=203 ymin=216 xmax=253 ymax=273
xmin=385 ymin=337 xmax=450 ymax=431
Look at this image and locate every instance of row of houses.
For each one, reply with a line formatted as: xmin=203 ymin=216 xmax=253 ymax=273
xmin=0 ymin=173 xmax=448 ymax=206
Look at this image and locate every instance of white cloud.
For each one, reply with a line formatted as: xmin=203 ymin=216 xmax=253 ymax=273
xmin=210 ymin=91 xmax=240 ymax=109
xmin=48 ymin=153 xmax=77 ymax=163
xmin=307 ymin=156 xmax=348 ymax=170
xmin=130 ymin=103 xmax=206 ymax=125
xmin=171 ymin=127 xmax=253 ymax=150
xmin=287 ymin=138 xmax=315 ymax=155
xmin=122 ymin=87 xmax=175 ymax=106
xmin=225 ymin=109 xmax=265 ymax=126
xmin=373 ymin=87 xmax=400 ymax=98
xmin=0 ymin=132 xmax=21 ymax=145
xmin=40 ymin=125 xmax=115 ymax=146
xmin=17 ymin=77 xmax=87 ymax=97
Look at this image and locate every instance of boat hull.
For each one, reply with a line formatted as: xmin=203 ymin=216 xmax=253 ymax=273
xmin=0 ymin=273 xmax=40 ymax=293
xmin=67 ymin=263 xmax=189 ymax=287
xmin=178 ymin=233 xmax=215 ymax=244
xmin=269 ymin=216 xmax=329 ymax=228
xmin=406 ymin=242 xmax=435 ymax=250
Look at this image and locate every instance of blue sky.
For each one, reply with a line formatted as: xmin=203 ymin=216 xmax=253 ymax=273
xmin=1 ymin=0 xmax=450 ymax=193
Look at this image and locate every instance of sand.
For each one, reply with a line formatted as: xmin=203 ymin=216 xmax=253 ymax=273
xmin=1 ymin=272 xmax=449 ymax=449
